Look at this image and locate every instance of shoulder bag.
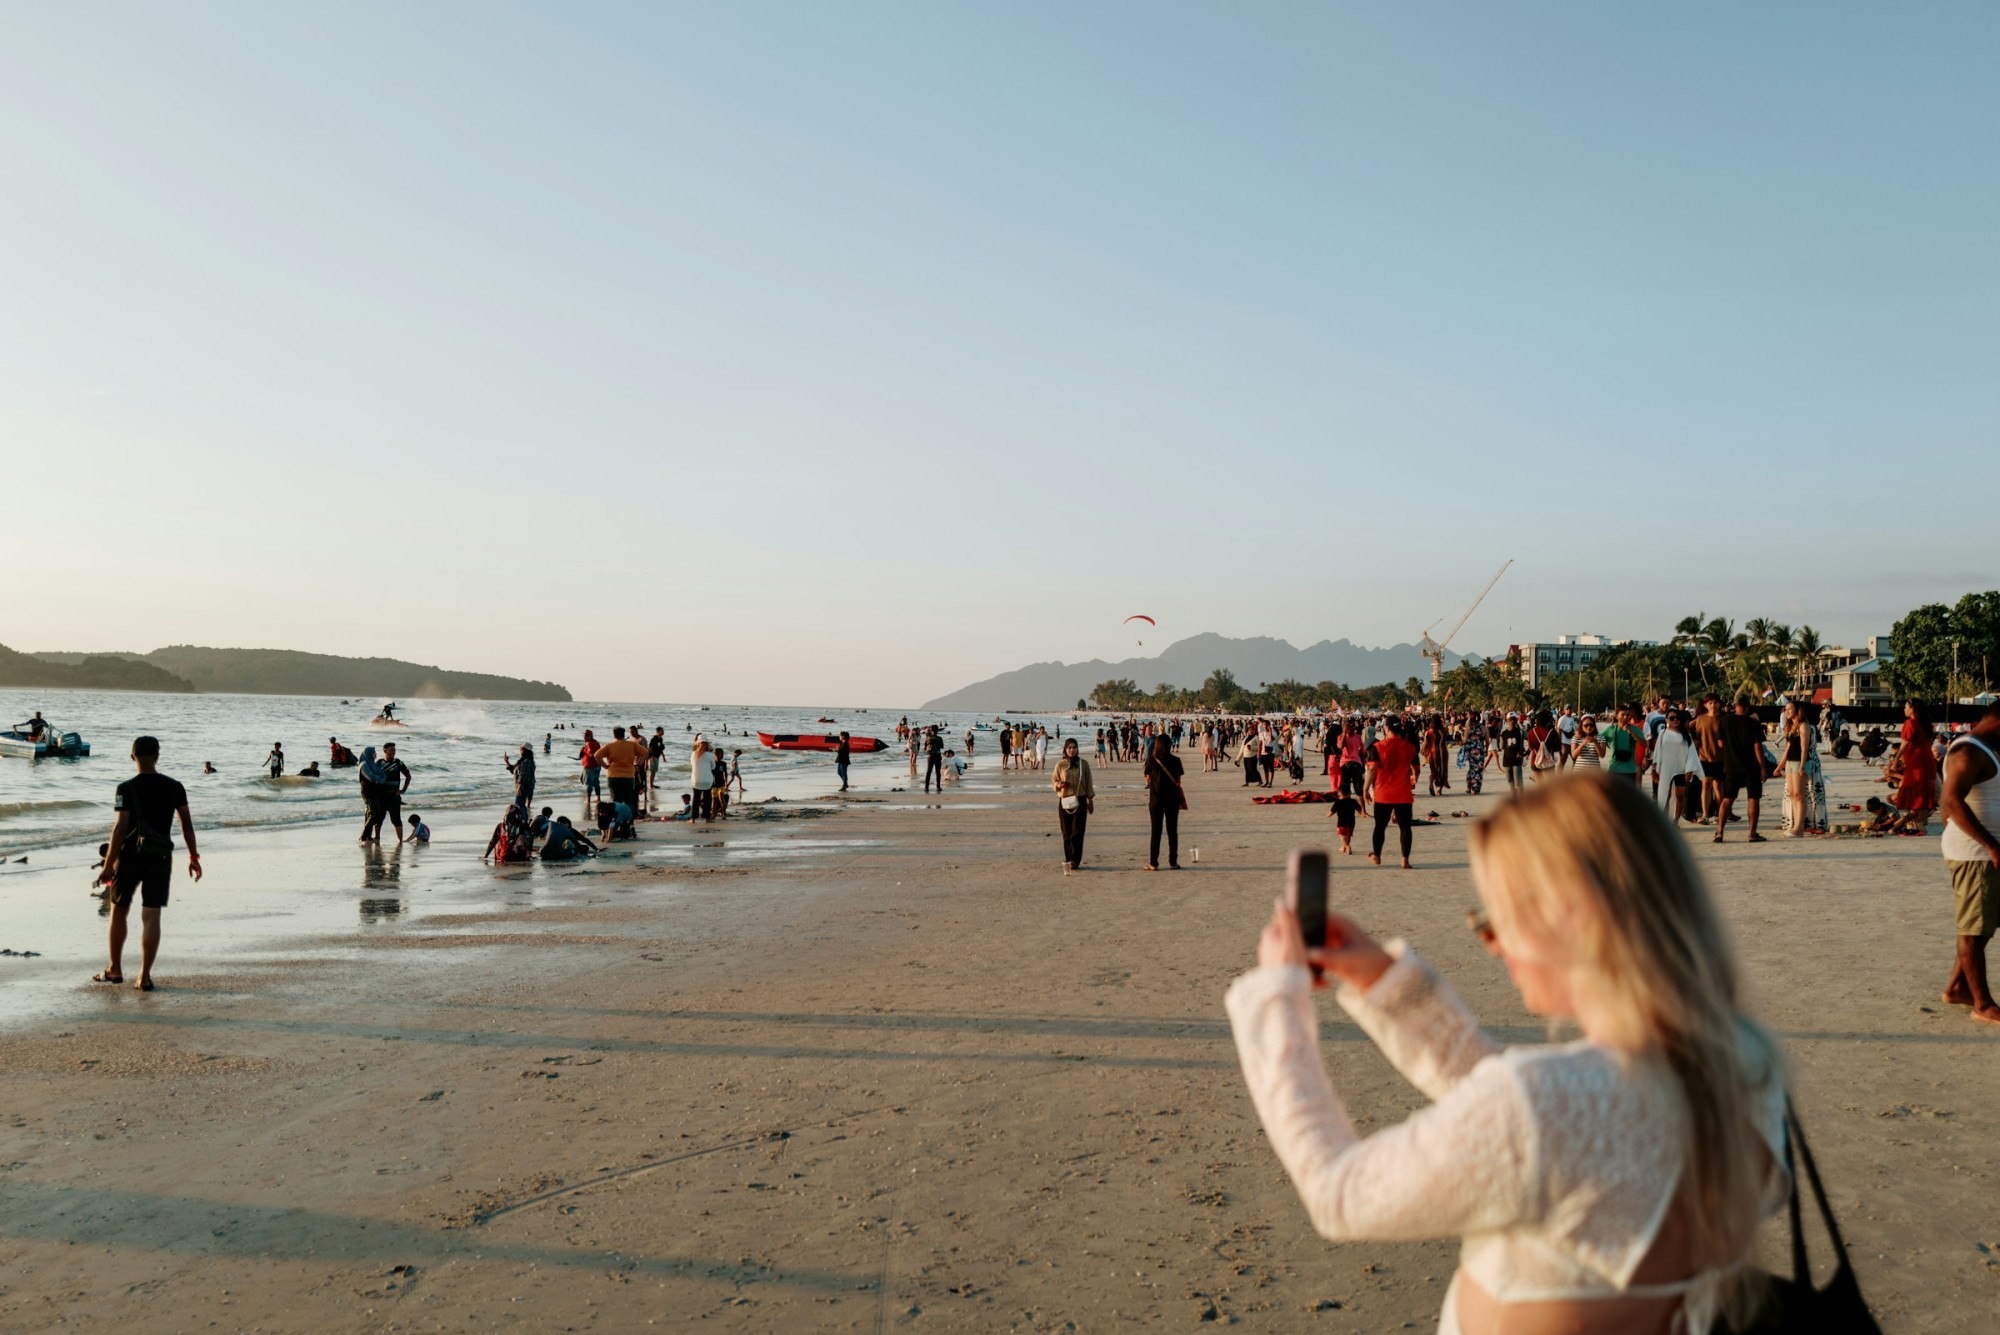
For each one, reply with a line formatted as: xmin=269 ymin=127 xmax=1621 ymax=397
xmin=1724 ymin=1104 xmax=1881 ymax=1333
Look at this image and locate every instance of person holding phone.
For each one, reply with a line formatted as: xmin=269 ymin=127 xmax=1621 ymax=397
xmin=1228 ymin=774 xmax=1792 ymax=1334
xmin=1051 ymin=737 xmax=1095 ymax=874
xmin=504 ymin=743 xmax=536 ymax=817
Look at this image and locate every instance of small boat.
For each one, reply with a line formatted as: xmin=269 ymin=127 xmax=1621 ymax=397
xmin=368 ymin=716 xmax=409 ymax=728
xmin=757 ymin=732 xmax=886 ymax=753
xmin=815 ymin=717 xmax=837 ymax=723
xmin=0 ymin=725 xmax=89 ymax=759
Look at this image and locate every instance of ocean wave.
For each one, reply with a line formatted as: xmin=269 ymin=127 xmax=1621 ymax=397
xmin=0 ymin=799 xmax=99 ymax=819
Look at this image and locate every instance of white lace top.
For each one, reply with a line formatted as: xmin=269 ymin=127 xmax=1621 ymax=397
xmin=1225 ymin=944 xmax=1787 ymax=1335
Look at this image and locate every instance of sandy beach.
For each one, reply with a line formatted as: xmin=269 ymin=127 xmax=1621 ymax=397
xmin=2 ymin=751 xmax=1996 ymax=1332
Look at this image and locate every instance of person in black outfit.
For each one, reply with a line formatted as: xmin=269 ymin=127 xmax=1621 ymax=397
xmin=95 ymin=735 xmax=202 ymax=991
xmin=1143 ymin=734 xmax=1186 ymax=870
xmin=924 ymin=726 xmax=944 ymax=793
xmin=835 ymin=732 xmax=852 ymax=791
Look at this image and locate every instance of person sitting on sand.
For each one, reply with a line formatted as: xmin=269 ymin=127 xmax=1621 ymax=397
xmin=665 ymin=793 xmax=694 ymax=821
xmin=531 ymin=806 xmax=554 ymax=840
xmin=482 ymin=809 xmax=532 ymax=863
xmin=406 ymin=812 xmax=430 ymax=843
xmin=541 ymin=815 xmax=596 ymax=861
xmin=944 ymin=749 xmax=968 ymax=781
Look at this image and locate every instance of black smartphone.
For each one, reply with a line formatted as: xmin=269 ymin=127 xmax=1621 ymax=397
xmin=1287 ymin=849 xmax=1330 ymax=953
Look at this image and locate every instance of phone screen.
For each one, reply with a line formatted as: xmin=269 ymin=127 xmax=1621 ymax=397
xmin=1288 ymin=849 xmax=1329 ymax=951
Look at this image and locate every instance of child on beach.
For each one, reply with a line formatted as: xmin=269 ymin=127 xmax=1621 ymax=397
xmin=1329 ymin=792 xmax=1363 ymax=854
xmin=407 ymin=813 xmax=430 ymax=843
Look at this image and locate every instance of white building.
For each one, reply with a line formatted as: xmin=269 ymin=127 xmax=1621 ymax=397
xmin=1511 ymin=635 xmax=1660 ymax=690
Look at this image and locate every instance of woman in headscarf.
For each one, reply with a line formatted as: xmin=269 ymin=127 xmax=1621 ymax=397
xmin=357 ymin=745 xmax=388 ymax=844
xmin=1051 ymin=736 xmax=1096 ymax=874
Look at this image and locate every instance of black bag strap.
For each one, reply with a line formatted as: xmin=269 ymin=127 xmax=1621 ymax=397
xmin=1783 ymin=1102 xmax=1855 ymax=1283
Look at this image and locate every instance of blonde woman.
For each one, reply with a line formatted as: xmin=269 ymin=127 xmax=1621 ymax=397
xmin=1051 ymin=737 xmax=1095 ymax=874
xmin=1228 ymin=774 xmax=1789 ymax=1334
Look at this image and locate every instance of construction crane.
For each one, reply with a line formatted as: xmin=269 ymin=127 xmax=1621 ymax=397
xmin=1419 ymin=559 xmax=1513 ymax=682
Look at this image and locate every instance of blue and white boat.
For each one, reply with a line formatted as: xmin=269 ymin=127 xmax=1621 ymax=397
xmin=0 ymin=721 xmax=90 ymax=759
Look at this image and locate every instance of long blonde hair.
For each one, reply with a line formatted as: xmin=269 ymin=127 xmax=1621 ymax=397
xmin=1469 ymin=773 xmax=1778 ymax=1293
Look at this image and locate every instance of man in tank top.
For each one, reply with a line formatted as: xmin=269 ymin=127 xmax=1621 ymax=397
xmin=1940 ymin=701 xmax=2000 ymax=1027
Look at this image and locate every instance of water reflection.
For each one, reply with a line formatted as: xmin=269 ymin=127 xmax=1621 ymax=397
xmin=359 ymin=897 xmax=404 ymax=924
xmin=362 ymin=843 xmax=403 ymax=886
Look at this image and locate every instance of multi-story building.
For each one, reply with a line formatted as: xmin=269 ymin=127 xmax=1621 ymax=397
xmin=1509 ymin=635 xmax=1660 ymax=690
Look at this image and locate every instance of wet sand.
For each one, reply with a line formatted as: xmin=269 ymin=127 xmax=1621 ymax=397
xmin=1 ymin=753 xmax=1996 ymax=1331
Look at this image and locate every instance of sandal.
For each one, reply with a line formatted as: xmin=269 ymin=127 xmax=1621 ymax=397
xmin=136 ymin=979 xmax=155 ymax=992
xmin=91 ymin=970 xmax=123 ymax=984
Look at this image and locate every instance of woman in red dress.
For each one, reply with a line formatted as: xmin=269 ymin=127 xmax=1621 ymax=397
xmin=1892 ymin=698 xmax=1939 ymax=823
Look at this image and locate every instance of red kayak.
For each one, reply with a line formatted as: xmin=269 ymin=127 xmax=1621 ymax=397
xmin=757 ymin=732 xmax=886 ymax=753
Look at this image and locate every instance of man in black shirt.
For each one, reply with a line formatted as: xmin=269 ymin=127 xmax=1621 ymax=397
xmin=96 ymin=735 xmax=201 ymax=991
xmin=835 ymin=732 xmax=852 ymax=791
xmin=1715 ymin=696 xmax=1767 ymax=844
xmin=378 ymin=741 xmax=414 ymax=843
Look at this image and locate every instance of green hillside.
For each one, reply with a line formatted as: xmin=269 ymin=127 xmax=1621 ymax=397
xmin=103 ymin=646 xmax=568 ymax=700
xmin=0 ymin=643 xmax=196 ymax=692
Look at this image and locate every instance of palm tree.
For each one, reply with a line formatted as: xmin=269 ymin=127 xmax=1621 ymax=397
xmin=1766 ymin=624 xmax=1794 ymax=695
xmin=1675 ymin=615 xmax=1710 ymax=686
xmin=1792 ymin=625 xmax=1823 ymax=691
xmin=1701 ymin=618 xmax=1736 ymax=683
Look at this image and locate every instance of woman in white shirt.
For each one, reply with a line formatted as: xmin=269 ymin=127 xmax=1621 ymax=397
xmin=1228 ymin=773 xmax=1787 ymax=1334
xmin=1648 ymin=708 xmax=1705 ymax=826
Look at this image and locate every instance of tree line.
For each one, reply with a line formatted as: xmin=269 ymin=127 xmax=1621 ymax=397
xmin=1083 ymin=590 xmax=1999 ymax=715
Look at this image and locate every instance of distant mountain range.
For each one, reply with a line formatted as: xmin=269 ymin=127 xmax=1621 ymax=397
xmin=14 ymin=645 xmax=570 ymax=701
xmin=922 ymin=633 xmax=1470 ymax=710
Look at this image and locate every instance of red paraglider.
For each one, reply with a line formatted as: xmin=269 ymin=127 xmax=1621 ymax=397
xmin=1124 ymin=613 xmax=1156 ymax=647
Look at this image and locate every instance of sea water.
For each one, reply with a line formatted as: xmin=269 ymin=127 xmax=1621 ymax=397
xmin=0 ymin=689 xmax=1062 ymax=856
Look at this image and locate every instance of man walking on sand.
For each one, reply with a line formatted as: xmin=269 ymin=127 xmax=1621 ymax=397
xmin=1692 ymin=693 xmax=1728 ymax=824
xmin=95 ymin=736 xmax=202 ymax=991
xmin=1940 ymin=701 xmax=2000 ymax=1026
xmin=1714 ymin=695 xmax=1766 ymax=844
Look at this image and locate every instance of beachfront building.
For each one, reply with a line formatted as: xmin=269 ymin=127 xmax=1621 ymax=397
xmin=1826 ymin=654 xmax=1895 ymax=707
xmin=1511 ymin=635 xmax=1660 ymax=691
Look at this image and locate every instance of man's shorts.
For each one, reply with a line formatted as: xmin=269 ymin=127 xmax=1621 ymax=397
xmin=1701 ymin=760 xmax=1725 ymax=781
xmin=1727 ymin=773 xmax=1763 ymax=802
xmin=1950 ymin=859 xmax=2000 ymax=939
xmin=113 ymin=861 xmax=171 ymax=909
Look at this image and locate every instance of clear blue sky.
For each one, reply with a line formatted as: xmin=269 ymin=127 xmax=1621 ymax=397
xmin=3 ymin=4 xmax=1991 ymax=703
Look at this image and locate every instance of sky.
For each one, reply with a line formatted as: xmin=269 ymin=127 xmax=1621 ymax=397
xmin=2 ymin=3 xmax=1993 ymax=704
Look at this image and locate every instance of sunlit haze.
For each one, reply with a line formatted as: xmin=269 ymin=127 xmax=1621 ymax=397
xmin=4 ymin=4 xmax=1992 ymax=703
